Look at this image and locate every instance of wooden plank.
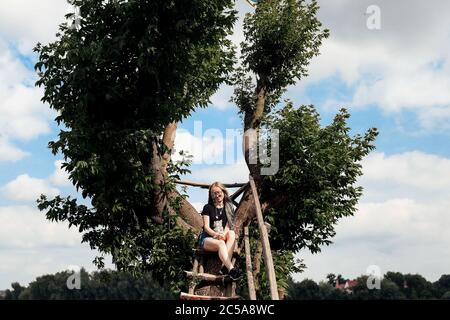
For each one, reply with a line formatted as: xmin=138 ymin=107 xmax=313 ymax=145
xmin=249 ymin=175 xmax=279 ymax=300
xmin=174 ymin=180 xmax=246 ymax=189
xmin=180 ymin=292 xmax=241 ymax=300
xmin=245 ymin=0 xmax=258 ymax=8
xmin=230 ymin=183 xmax=249 ymax=201
xmin=184 ymin=271 xmax=232 ymax=284
xmin=244 ymin=226 xmax=257 ymax=300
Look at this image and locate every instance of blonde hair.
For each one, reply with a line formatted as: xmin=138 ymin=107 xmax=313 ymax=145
xmin=207 ymin=181 xmax=231 ymax=206
xmin=207 ymin=181 xmax=235 ymax=229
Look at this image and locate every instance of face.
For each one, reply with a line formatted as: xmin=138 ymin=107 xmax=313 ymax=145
xmin=211 ymin=186 xmax=224 ymax=203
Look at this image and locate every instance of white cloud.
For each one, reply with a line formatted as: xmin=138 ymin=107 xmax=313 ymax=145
xmin=0 ymin=40 xmax=55 ymax=162
xmin=296 ymin=150 xmax=450 ymax=282
xmin=0 ymin=1 xmax=66 ymax=162
xmin=173 ymin=126 xmax=241 ymax=165
xmin=49 ymin=160 xmax=71 ymax=187
xmin=1 ymin=174 xmax=60 ymax=203
xmin=362 ymin=151 xmax=450 ymax=196
xmin=0 ymin=84 xmax=52 ymax=141
xmin=340 ymin=199 xmax=449 ymax=247
xmin=289 ymin=0 xmax=450 ymax=131
xmin=0 ymin=0 xmax=70 ymax=54
xmin=0 ymin=41 xmax=32 ymax=86
xmin=209 ymin=84 xmax=235 ymax=111
xmin=0 ymin=204 xmax=114 ymax=289
xmin=0 ymin=245 xmax=113 ymax=290
xmin=0 ymin=205 xmax=81 ymax=249
xmin=0 ymin=136 xmax=29 ymax=162
xmin=192 ymin=158 xmax=249 ymax=184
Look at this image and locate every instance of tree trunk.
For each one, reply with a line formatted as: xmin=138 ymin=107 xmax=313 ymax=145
xmin=234 ymin=79 xmax=267 ymax=235
xmin=150 ymin=121 xmax=203 ymax=233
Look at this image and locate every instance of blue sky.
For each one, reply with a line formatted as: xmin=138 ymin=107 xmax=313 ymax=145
xmin=1 ymin=0 xmax=450 ymax=290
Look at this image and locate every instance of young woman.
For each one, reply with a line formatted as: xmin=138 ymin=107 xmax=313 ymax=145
xmin=198 ymin=182 xmax=242 ymax=280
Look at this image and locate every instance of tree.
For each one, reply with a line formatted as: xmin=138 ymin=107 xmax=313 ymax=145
xmin=229 ymin=0 xmax=376 ymax=294
xmin=35 ymin=0 xmax=378 ymax=294
xmin=35 ymin=0 xmax=236 ymax=290
xmin=318 ymin=282 xmax=348 ymax=300
xmin=402 ymin=274 xmax=434 ymax=299
xmin=6 ymin=269 xmax=175 ymax=300
xmin=4 ymin=282 xmax=26 ymax=300
xmin=326 ymin=273 xmax=336 ymax=286
xmin=385 ymin=271 xmax=405 ymax=289
xmin=286 ymin=278 xmax=321 ymax=300
xmin=435 ymin=274 xmax=450 ymax=298
xmin=379 ymin=279 xmax=406 ymax=300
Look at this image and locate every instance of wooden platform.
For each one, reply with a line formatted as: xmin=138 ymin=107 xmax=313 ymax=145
xmin=180 ymin=292 xmax=241 ymax=300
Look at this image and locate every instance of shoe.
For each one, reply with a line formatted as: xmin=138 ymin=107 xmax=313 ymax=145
xmin=219 ymin=265 xmax=229 ymax=275
xmin=228 ymin=268 xmax=242 ymax=281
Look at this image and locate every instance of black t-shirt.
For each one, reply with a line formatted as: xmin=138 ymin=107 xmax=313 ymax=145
xmin=202 ymin=203 xmax=227 ymax=233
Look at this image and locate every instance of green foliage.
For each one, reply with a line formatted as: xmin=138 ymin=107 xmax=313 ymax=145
xmin=3 ymin=269 xmax=176 ymax=300
xmin=286 ymin=271 xmax=450 ymax=300
xmin=242 ymin=0 xmax=328 ymax=89
xmin=401 ymin=273 xmax=435 ymax=299
xmin=236 ymin=225 xmax=304 ymax=300
xmin=32 ymin=0 xmax=377 ymax=297
xmin=4 ymin=282 xmax=26 ymax=300
xmin=37 ymin=194 xmax=196 ymax=292
xmin=231 ymin=0 xmax=374 ymax=278
xmin=34 ymin=0 xmax=236 ymax=289
xmin=286 ymin=278 xmax=321 ymax=300
xmin=351 ymin=275 xmax=406 ymax=300
xmin=436 ymin=274 xmax=450 ymax=298
xmin=286 ymin=279 xmax=348 ymax=300
xmin=233 ymin=0 xmax=329 ymax=114
xmin=254 ymin=249 xmax=304 ymax=299
xmin=262 ymin=104 xmax=378 ymax=252
xmin=385 ymin=271 xmax=405 ymax=288
xmin=326 ymin=273 xmax=336 ymax=286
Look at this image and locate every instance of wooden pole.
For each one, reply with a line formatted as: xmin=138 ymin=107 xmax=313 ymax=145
xmin=244 ymin=226 xmax=257 ymax=300
xmin=174 ymin=180 xmax=246 ymax=189
xmin=230 ymin=183 xmax=249 ymax=201
xmin=249 ymin=175 xmax=279 ymax=300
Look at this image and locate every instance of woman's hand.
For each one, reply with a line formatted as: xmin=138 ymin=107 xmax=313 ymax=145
xmin=214 ymin=232 xmax=226 ymax=240
xmin=222 ymin=230 xmax=229 ymax=241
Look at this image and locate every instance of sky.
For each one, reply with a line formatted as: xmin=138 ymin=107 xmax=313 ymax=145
xmin=1 ymin=0 xmax=450 ymax=290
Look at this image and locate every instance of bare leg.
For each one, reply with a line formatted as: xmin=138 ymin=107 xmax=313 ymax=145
xmin=203 ymin=238 xmax=233 ymax=270
xmin=225 ymin=230 xmax=236 ymax=260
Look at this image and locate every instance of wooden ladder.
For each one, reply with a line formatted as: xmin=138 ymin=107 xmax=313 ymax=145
xmin=180 ymin=247 xmax=242 ymax=300
xmin=177 ymin=174 xmax=279 ymax=300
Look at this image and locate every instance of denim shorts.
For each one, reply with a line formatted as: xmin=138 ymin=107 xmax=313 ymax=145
xmin=197 ymin=231 xmax=211 ymax=249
